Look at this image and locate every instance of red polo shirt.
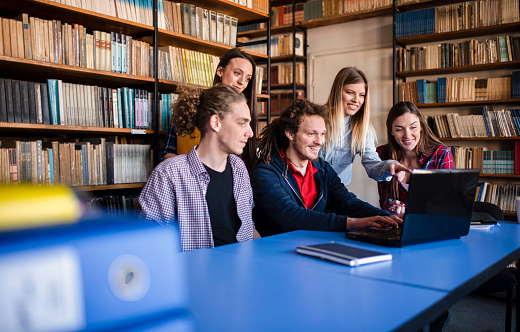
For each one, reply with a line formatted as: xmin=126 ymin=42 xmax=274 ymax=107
xmin=280 ymin=150 xmax=318 ymax=209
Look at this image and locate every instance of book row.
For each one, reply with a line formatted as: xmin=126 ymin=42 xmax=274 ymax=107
xmin=83 ymin=195 xmax=141 ymax=218
xmin=451 ymin=146 xmax=516 ymax=175
xmin=396 ymin=35 xmax=520 ymax=72
xmin=426 ymin=108 xmax=520 ymax=139
xmin=0 ymin=78 xmax=163 ymax=130
xmin=271 ymin=4 xmax=304 ymax=27
xmin=395 ymin=0 xmax=519 ymax=38
xmin=225 ymin=0 xmax=269 ymax=14
xmin=0 ymin=15 xmax=153 ymax=77
xmin=260 ymin=63 xmax=306 ymax=86
xmin=475 ymin=182 xmax=519 ymax=212
xmin=322 ymin=0 xmax=392 ymax=18
xmin=258 ymin=90 xmax=306 ymax=117
xmin=159 ymin=93 xmax=179 ymax=131
xmin=0 ymin=139 xmax=153 ymax=186
xmin=241 ymin=32 xmax=305 ymax=57
xmin=400 ymin=74 xmax=517 ymax=104
xmin=157 ymin=46 xmax=220 ymax=86
xmin=163 ymin=2 xmax=238 ymax=48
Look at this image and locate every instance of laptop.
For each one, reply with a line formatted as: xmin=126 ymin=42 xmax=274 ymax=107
xmin=346 ymin=169 xmax=480 ymax=247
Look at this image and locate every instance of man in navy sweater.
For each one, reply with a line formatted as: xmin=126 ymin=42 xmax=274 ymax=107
xmin=252 ymin=99 xmax=402 ymax=236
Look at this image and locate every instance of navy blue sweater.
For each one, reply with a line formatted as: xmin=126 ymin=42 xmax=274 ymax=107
xmin=251 ymin=153 xmax=389 ymax=236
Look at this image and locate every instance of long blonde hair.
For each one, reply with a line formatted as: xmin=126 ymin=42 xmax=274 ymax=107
xmin=324 ymin=67 xmax=371 ymax=154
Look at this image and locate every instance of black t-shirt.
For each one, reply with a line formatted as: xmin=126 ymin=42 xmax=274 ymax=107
xmin=204 ymin=161 xmax=240 ymax=246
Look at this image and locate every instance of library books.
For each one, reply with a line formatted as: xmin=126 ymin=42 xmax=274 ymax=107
xmin=270 ymin=3 xmax=304 ymax=27
xmin=225 ymin=0 xmax=269 ymax=14
xmin=0 ymin=77 xmax=158 ymax=130
xmin=449 ymin=145 xmax=515 ymax=175
xmin=243 ymin=32 xmax=305 ymax=57
xmin=0 ymin=15 xmax=153 ymax=77
xmin=84 ymin=194 xmax=141 ymax=218
xmin=396 ymin=0 xmax=520 ymax=38
xmin=0 ymin=139 xmax=153 ymax=186
xmin=157 ymin=46 xmax=220 ymax=87
xmin=400 ymin=75 xmax=515 ymax=104
xmin=262 ymin=62 xmax=306 ymax=85
xmin=322 ymin=0 xmax=392 ymax=18
xmin=296 ymin=242 xmax=392 ymax=266
xmin=475 ymin=182 xmax=519 ymax=213
xmin=259 ymin=90 xmax=306 ymax=116
xmin=159 ymin=92 xmax=179 ymax=131
xmin=396 ymin=35 xmax=520 ymax=72
xmin=162 ymin=2 xmax=238 ymax=48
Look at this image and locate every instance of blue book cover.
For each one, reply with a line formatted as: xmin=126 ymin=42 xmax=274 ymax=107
xmin=437 ymin=77 xmax=446 ymax=103
xmin=481 ymin=107 xmax=492 ymax=137
xmin=129 ymin=88 xmax=135 ymax=129
xmin=48 ymin=148 xmax=54 ymax=185
xmin=47 ymin=79 xmax=60 ymax=125
xmin=117 ymin=88 xmax=124 ymax=128
xmin=0 ymin=217 xmax=189 ymax=332
xmin=81 ymin=144 xmax=88 ymax=185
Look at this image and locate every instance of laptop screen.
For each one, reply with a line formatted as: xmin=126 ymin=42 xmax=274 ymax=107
xmin=406 ymin=169 xmax=480 ymax=219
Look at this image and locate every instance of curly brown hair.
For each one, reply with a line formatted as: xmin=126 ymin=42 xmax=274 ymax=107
xmin=258 ymin=99 xmax=329 ymax=163
xmin=172 ymin=84 xmax=246 ymax=139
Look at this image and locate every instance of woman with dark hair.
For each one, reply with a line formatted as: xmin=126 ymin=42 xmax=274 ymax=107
xmin=320 ymin=67 xmax=410 ymax=186
xmin=160 ymin=48 xmax=259 ymax=170
xmin=376 ymin=101 xmax=454 ymax=213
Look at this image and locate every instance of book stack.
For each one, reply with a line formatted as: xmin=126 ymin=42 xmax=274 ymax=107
xmin=46 ymin=0 xmax=167 ymax=28
xmin=396 ymin=0 xmax=520 ymax=38
xmin=258 ymin=90 xmax=306 ymax=116
xmin=0 ymin=78 xmax=157 ymax=130
xmin=304 ymin=0 xmax=324 ymax=21
xmin=162 ymin=3 xmax=238 ymax=47
xmin=0 ymin=139 xmax=153 ymax=186
xmin=225 ymin=0 xmax=269 ymax=15
xmin=271 ymin=3 xmax=304 ymax=27
xmin=261 ymin=63 xmax=306 ymax=85
xmin=476 ymin=182 xmax=520 ymax=212
xmin=243 ymin=32 xmax=305 ymax=57
xmin=84 ymin=194 xmax=141 ymax=217
xmin=0 ymin=14 xmax=153 ymax=77
xmin=157 ymin=46 xmax=220 ymax=87
xmin=396 ymin=35 xmax=520 ymax=72
xmin=322 ymin=0 xmax=392 ymax=18
xmin=400 ymin=75 xmax=513 ymax=104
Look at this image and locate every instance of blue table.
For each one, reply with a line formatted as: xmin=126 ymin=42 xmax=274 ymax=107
xmin=185 ymin=223 xmax=520 ymax=331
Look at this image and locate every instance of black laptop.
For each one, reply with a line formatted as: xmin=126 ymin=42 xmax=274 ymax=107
xmin=346 ymin=169 xmax=480 ymax=247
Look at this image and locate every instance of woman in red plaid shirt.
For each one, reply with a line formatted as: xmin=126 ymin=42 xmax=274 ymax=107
xmin=376 ymin=101 xmax=454 ymax=213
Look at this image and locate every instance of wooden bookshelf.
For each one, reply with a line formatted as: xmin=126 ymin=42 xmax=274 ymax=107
xmin=396 ymin=23 xmax=520 ymax=46
xmin=417 ymin=99 xmax=520 ymax=108
xmin=266 ymin=83 xmax=307 ymax=90
xmin=397 ymin=61 xmax=520 ymax=78
xmin=0 ymin=122 xmax=155 ymax=135
xmin=441 ymin=137 xmax=520 ymax=142
xmin=271 ymin=55 xmax=307 ymax=63
xmin=238 ymin=24 xmax=304 ymax=39
xmin=181 ymin=0 xmax=269 ymax=24
xmin=0 ymin=56 xmax=154 ymax=88
xmin=397 ymin=0 xmax=468 ymax=13
xmin=74 ymin=183 xmax=146 ymax=192
xmin=301 ymin=5 xmax=393 ymax=29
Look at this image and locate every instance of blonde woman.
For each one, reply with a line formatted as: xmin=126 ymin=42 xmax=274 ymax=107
xmin=320 ymin=67 xmax=409 ymax=186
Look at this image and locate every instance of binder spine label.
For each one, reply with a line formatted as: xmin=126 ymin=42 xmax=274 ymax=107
xmin=0 ymin=246 xmax=85 ymax=332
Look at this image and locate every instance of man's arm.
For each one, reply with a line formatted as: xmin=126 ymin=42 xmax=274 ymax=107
xmin=139 ymin=166 xmax=176 ymax=223
xmin=251 ymin=165 xmax=348 ymax=232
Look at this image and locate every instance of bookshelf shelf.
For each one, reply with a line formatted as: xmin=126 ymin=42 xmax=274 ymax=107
xmin=480 ymin=174 xmax=520 ymax=179
xmin=266 ymin=83 xmax=307 ymax=90
xmin=397 ymin=61 xmax=520 ymax=78
xmin=441 ymin=137 xmax=520 ymax=142
xmin=0 ymin=0 xmax=155 ymax=36
xmin=238 ymin=24 xmax=304 ymax=39
xmin=417 ymin=99 xmax=520 ymax=108
xmin=74 ymin=183 xmax=146 ymax=192
xmin=0 ymin=55 xmax=154 ymax=88
xmin=397 ymin=0 xmax=469 ymax=13
xmin=182 ymin=0 xmax=269 ymax=24
xmin=396 ymin=22 xmax=520 ymax=46
xmin=271 ymin=55 xmax=307 ymax=63
xmin=300 ymin=5 xmax=393 ymax=29
xmin=0 ymin=122 xmax=156 ymax=135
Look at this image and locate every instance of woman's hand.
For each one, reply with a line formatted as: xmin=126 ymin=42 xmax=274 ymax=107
xmin=387 ymin=199 xmax=406 ymax=214
xmin=388 ymin=162 xmax=411 ymax=176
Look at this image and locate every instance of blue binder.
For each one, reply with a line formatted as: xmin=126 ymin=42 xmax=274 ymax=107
xmin=0 ymin=217 xmax=189 ymax=331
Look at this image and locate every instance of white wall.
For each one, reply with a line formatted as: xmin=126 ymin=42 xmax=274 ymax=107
xmin=307 ymin=15 xmax=394 ymax=207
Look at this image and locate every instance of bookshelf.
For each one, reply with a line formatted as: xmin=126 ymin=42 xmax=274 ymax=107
xmin=0 ymin=0 xmax=269 ymax=212
xmin=392 ymin=0 xmax=520 ymax=218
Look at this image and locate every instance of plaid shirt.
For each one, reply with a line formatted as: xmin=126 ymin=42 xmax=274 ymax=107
xmin=376 ymin=144 xmax=454 ymax=210
xmin=139 ymin=147 xmax=255 ymax=251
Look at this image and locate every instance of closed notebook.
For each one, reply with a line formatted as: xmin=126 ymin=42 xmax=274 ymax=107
xmin=296 ymin=243 xmax=392 ymax=267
